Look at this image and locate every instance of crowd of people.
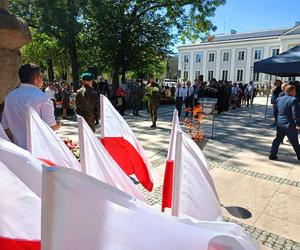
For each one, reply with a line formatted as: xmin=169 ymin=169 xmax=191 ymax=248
xmin=1 ymin=63 xmax=300 ymax=161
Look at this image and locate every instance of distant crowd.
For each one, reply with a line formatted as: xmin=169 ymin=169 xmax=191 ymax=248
xmin=41 ymin=76 xmax=300 ymax=121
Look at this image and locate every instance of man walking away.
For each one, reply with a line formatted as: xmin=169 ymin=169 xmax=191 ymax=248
xmin=269 ymin=85 xmax=300 ymax=161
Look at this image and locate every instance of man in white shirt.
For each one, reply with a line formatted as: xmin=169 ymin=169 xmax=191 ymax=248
xmin=2 ymin=63 xmax=61 ymax=149
xmin=184 ymin=81 xmax=194 ymax=118
xmin=175 ymin=82 xmax=186 ymax=117
xmin=45 ymin=82 xmax=57 ymax=109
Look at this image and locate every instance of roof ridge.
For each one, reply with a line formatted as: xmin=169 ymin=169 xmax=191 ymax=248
xmin=215 ymin=27 xmax=291 ymax=37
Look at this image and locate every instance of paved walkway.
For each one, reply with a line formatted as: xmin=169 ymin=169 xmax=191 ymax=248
xmin=58 ymin=96 xmax=300 ymax=250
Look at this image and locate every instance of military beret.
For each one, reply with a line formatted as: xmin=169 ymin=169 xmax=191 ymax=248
xmin=81 ymin=72 xmax=93 ymax=81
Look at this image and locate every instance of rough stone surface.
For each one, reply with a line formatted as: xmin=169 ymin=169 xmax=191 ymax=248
xmin=0 ymin=8 xmax=32 ymax=104
xmin=0 ymin=9 xmax=31 ymax=49
xmin=0 ymin=48 xmax=21 ymax=103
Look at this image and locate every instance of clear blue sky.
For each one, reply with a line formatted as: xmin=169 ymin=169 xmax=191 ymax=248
xmin=173 ymin=0 xmax=300 ymax=52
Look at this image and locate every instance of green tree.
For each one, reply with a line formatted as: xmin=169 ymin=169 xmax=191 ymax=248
xmin=85 ymin=0 xmax=225 ymax=95
xmin=21 ymin=28 xmax=68 ymax=81
xmin=10 ymin=0 xmax=85 ymax=89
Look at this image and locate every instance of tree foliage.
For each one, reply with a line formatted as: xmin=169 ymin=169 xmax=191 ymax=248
xmin=10 ymin=0 xmax=225 ymax=90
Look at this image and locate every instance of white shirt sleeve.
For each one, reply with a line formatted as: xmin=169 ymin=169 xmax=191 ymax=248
xmin=40 ymin=98 xmax=56 ymax=127
xmin=1 ymin=110 xmax=9 ymax=129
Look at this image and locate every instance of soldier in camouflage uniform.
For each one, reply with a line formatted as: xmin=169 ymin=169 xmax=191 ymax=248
xmin=146 ymin=75 xmax=160 ymax=128
xmin=75 ymin=73 xmax=97 ymax=132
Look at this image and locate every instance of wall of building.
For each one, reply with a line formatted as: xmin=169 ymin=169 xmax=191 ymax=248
xmin=178 ymin=32 xmax=300 ymax=84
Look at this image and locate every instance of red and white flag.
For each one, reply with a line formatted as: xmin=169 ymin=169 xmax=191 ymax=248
xmin=0 ymin=161 xmax=40 ymax=250
xmin=77 ymin=115 xmax=146 ymax=201
xmin=162 ymin=110 xmax=222 ymax=221
xmin=0 ymin=137 xmax=42 ymax=198
xmin=42 ymin=166 xmax=258 ymax=250
xmin=26 ymin=106 xmax=81 ymax=171
xmin=100 ymin=95 xmax=153 ymax=191
xmin=0 ymin=122 xmax=9 ymax=141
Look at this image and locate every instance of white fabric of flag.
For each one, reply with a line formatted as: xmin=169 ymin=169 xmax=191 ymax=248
xmin=172 ymin=131 xmax=223 ymax=221
xmin=42 ymin=167 xmax=258 ymax=250
xmin=0 ymin=122 xmax=9 ymax=141
xmin=77 ymin=115 xmax=146 ymax=202
xmin=100 ymin=95 xmax=153 ymax=191
xmin=0 ymin=162 xmax=40 ymax=249
xmin=26 ymin=106 xmax=81 ymax=171
xmin=0 ymin=137 xmax=42 ymax=198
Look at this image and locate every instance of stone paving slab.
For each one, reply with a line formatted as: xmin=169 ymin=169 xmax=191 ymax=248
xmin=57 ymin=97 xmax=300 ymax=249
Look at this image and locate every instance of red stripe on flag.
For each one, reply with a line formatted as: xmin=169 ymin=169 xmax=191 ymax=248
xmin=0 ymin=236 xmax=40 ymax=250
xmin=101 ymin=137 xmax=153 ymax=191
xmin=161 ymin=160 xmax=174 ymax=211
xmin=37 ymin=157 xmax=56 ymax=166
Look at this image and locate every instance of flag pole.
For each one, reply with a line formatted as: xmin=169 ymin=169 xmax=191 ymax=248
xmin=100 ymin=95 xmax=105 ymax=138
xmin=77 ymin=116 xmax=87 ymax=174
xmin=171 ymin=130 xmax=183 ymax=217
xmin=167 ymin=109 xmax=178 ymax=161
xmin=26 ymin=106 xmax=32 ymax=153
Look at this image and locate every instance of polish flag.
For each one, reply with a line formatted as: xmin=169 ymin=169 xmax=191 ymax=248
xmin=100 ymin=95 xmax=153 ymax=191
xmin=77 ymin=115 xmax=146 ymax=201
xmin=0 ymin=122 xmax=9 ymax=141
xmin=26 ymin=106 xmax=81 ymax=171
xmin=0 ymin=161 xmax=41 ymax=250
xmin=162 ymin=110 xmax=222 ymax=221
xmin=42 ymin=166 xmax=258 ymax=250
xmin=0 ymin=137 xmax=42 ymax=198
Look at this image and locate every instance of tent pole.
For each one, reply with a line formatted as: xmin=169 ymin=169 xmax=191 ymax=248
xmin=264 ymin=75 xmax=272 ymax=119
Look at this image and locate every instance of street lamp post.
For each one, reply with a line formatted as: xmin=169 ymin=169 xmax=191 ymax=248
xmin=139 ymin=33 xmax=146 ymax=110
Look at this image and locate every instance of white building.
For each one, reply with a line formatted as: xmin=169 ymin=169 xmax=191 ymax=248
xmin=178 ymin=23 xmax=300 ymax=84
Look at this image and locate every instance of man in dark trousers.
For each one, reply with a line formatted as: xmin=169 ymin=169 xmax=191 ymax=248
xmin=75 ymin=73 xmax=97 ymax=132
xmin=269 ymin=85 xmax=300 ymax=161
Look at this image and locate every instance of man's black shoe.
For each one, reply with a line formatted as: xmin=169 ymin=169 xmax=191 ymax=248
xmin=269 ymin=156 xmax=278 ymax=160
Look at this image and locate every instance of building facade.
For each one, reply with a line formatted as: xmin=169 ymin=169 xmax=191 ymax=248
xmin=178 ymin=24 xmax=300 ymax=84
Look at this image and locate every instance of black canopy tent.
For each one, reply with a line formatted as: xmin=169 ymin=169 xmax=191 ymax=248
xmin=253 ymin=45 xmax=300 ymax=118
xmin=254 ymin=45 xmax=300 ymax=77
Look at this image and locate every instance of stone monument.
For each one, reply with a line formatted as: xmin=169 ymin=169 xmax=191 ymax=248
xmin=0 ymin=0 xmax=31 ymax=109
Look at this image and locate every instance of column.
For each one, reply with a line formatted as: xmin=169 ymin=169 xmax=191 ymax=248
xmin=202 ymin=50 xmax=207 ymax=81
xmin=215 ymin=48 xmax=221 ymax=80
xmin=230 ymin=49 xmax=236 ymax=82
xmin=245 ymin=47 xmax=252 ymax=82
xmin=189 ymin=51 xmax=194 ymax=82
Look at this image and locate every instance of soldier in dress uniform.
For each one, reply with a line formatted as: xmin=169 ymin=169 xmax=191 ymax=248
xmin=146 ymin=74 xmax=160 ymax=128
xmin=75 ymin=73 xmax=97 ymax=132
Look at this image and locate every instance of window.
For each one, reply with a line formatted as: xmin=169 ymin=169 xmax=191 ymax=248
xmin=238 ymin=50 xmax=245 ymax=60
xmin=208 ymin=70 xmax=214 ymax=81
xmin=183 ymin=64 xmax=188 ymax=70
xmin=195 ymin=71 xmax=201 ymax=80
xmin=195 ymin=53 xmax=202 ymax=63
xmin=272 ymin=48 xmax=280 ymax=56
xmin=223 ymin=52 xmax=229 ymax=61
xmin=208 ymin=53 xmax=215 ymax=62
xmin=222 ymin=70 xmax=229 ymax=81
xmin=288 ymin=76 xmax=296 ymax=81
xmin=254 ymin=50 xmax=262 ymax=60
xmin=254 ymin=73 xmax=259 ymax=81
xmin=178 ymin=70 xmax=181 ymax=78
xmin=183 ymin=71 xmax=189 ymax=80
xmin=183 ymin=55 xmax=189 ymax=63
xmin=236 ymin=69 xmax=244 ymax=81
